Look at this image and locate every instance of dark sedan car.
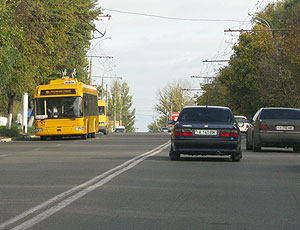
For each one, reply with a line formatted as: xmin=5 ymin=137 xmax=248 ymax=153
xmin=169 ymin=106 xmax=242 ymax=161
xmin=246 ymin=107 xmax=300 ymax=152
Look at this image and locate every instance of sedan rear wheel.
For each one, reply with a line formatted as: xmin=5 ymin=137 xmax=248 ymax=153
xmin=246 ymin=137 xmax=252 ymax=150
xmin=231 ymin=148 xmax=242 ymax=162
xmin=169 ymin=146 xmax=180 ymax=161
xmin=252 ymin=138 xmax=261 ymax=152
xmin=293 ymin=147 xmax=300 ymax=152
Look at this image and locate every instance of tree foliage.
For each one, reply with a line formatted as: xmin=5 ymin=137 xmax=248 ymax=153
xmin=0 ymin=0 xmax=101 ymax=126
xmin=148 ymin=80 xmax=194 ymax=132
xmin=197 ymin=0 xmax=300 ymax=118
xmin=108 ymin=80 xmax=136 ymax=132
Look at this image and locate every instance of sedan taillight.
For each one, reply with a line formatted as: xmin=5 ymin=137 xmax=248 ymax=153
xmin=174 ymin=129 xmax=193 ymax=136
xmin=259 ymin=124 xmax=268 ymax=130
xmin=219 ymin=129 xmax=239 ymax=137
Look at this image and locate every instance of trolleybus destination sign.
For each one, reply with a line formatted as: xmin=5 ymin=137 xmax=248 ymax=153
xmin=40 ymin=89 xmax=76 ymax=95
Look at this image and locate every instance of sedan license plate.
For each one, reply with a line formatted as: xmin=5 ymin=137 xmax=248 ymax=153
xmin=276 ymin=125 xmax=294 ymax=131
xmin=195 ymin=129 xmax=218 ymax=136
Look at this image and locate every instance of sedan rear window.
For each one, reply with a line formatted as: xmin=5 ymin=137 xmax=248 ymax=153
xmin=178 ymin=108 xmax=233 ymax=123
xmin=260 ymin=109 xmax=300 ymax=120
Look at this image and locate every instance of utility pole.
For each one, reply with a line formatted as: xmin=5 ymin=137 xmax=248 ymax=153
xmin=92 ymin=76 xmax=122 ymax=100
xmin=170 ymin=103 xmax=173 ymax=120
xmin=106 ymin=84 xmax=108 ymax=105
xmin=87 ymin=56 xmax=113 ymax=85
xmin=101 ymin=78 xmax=104 ymax=99
xmin=89 ymin=59 xmax=93 ymax=85
xmin=113 ymin=87 xmax=116 ymax=132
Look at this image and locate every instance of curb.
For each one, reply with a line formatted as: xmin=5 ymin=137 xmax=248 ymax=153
xmin=0 ymin=138 xmax=12 ymax=142
xmin=0 ymin=135 xmax=37 ymax=142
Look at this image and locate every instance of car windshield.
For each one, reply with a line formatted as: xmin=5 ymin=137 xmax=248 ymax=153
xmin=178 ymin=107 xmax=233 ymax=123
xmin=35 ymin=97 xmax=83 ymax=119
xmin=260 ymin=109 xmax=300 ymax=120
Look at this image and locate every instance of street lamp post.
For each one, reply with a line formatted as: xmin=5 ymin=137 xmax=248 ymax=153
xmin=88 ymin=36 xmax=112 ymax=85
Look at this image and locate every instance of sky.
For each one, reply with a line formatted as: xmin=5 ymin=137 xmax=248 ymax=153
xmin=90 ymin=0 xmax=274 ymax=132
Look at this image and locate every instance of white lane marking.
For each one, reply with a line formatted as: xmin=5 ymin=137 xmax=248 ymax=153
xmin=0 ymin=141 xmax=170 ymax=230
xmin=56 ymin=144 xmax=62 ymax=147
xmin=33 ymin=148 xmax=40 ymax=151
xmin=0 ymin=155 xmax=7 ymax=157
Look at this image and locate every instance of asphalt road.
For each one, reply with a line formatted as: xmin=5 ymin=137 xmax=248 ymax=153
xmin=0 ymin=133 xmax=299 ymax=230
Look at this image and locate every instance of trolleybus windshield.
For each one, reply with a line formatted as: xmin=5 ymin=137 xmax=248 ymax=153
xmin=35 ymin=97 xmax=83 ymax=119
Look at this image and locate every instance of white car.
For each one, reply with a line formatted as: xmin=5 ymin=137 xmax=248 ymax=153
xmin=161 ymin=127 xmax=168 ymax=133
xmin=115 ymin=126 xmax=126 ymax=133
xmin=234 ymin=116 xmax=250 ymax=133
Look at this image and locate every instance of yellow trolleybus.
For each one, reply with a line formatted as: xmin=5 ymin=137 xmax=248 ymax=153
xmin=34 ymin=78 xmax=99 ymax=140
xmin=98 ymin=99 xmax=109 ymax=135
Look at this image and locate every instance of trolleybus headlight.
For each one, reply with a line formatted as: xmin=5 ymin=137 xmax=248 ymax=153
xmin=36 ymin=128 xmax=43 ymax=132
xmin=76 ymin=127 xmax=84 ymax=131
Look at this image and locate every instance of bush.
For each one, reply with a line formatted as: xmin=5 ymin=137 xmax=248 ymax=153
xmin=27 ymin=126 xmax=35 ymax=136
xmin=0 ymin=124 xmax=35 ymax=138
xmin=0 ymin=124 xmax=20 ymax=138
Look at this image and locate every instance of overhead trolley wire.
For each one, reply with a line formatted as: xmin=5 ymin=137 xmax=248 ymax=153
xmin=102 ymin=8 xmax=249 ymax=23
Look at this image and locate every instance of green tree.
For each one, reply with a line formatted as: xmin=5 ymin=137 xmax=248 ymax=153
xmin=147 ymin=122 xmax=161 ymax=133
xmin=196 ymin=0 xmax=300 ymax=117
xmin=0 ymin=0 xmax=23 ymax=126
xmin=0 ymin=0 xmax=100 ymax=128
xmin=120 ymin=82 xmax=136 ymax=132
xmin=108 ymin=80 xmax=136 ymax=132
xmin=148 ymin=80 xmax=193 ymax=131
xmin=196 ymin=78 xmax=228 ymax=108
xmin=222 ymin=25 xmax=274 ymax=117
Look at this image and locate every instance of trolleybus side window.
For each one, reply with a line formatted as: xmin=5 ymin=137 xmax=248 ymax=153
xmin=83 ymin=93 xmax=98 ymax=116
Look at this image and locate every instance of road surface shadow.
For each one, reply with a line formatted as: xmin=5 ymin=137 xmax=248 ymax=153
xmin=253 ymin=148 xmax=297 ymax=154
xmin=150 ymin=155 xmax=233 ymax=162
